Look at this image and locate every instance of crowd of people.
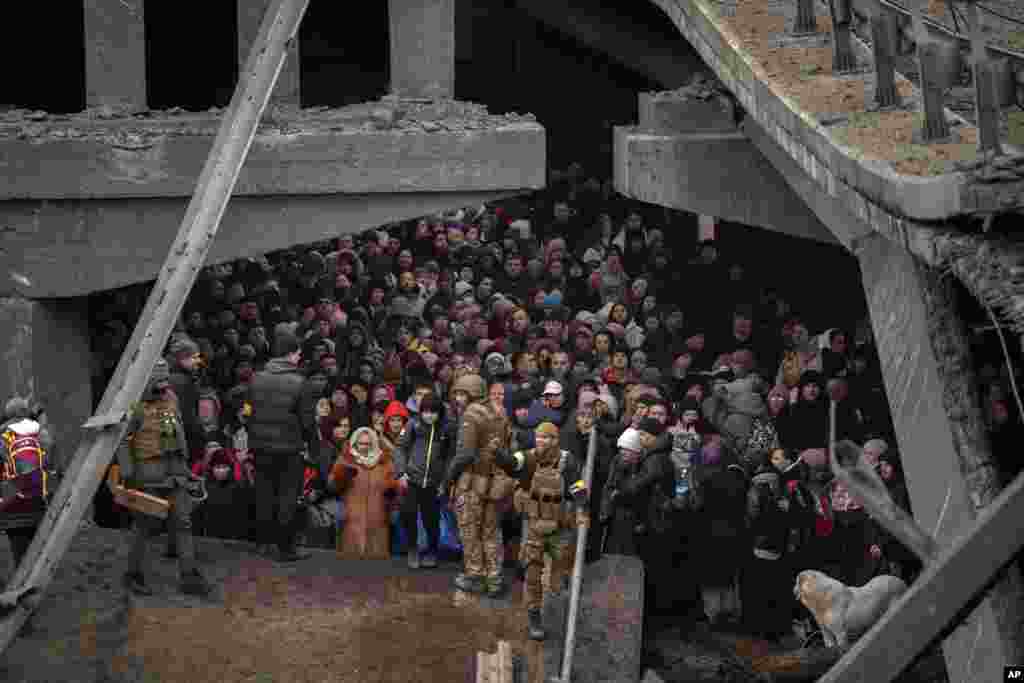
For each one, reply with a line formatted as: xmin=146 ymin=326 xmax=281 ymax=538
xmin=70 ymin=166 xmax=1022 ymax=645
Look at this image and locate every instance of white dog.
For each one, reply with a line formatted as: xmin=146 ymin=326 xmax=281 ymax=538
xmin=794 ymin=570 xmax=907 ymax=649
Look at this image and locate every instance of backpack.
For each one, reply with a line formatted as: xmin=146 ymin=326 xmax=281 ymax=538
xmin=1 ymin=419 xmax=48 ymax=512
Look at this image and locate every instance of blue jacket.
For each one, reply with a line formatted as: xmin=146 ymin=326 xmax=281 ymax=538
xmin=524 ymin=400 xmax=567 ymax=430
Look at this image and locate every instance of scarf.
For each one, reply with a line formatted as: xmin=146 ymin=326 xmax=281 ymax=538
xmin=352 ymin=444 xmax=383 ymax=469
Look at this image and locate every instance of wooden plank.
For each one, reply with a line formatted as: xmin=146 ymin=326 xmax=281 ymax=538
xmin=476 ymin=651 xmax=490 ymax=683
xmin=83 ymin=0 xmax=147 ymax=111
xmin=498 ymin=640 xmax=513 ymax=683
xmin=0 ymin=0 xmax=312 ymax=655
xmin=819 ymin=467 xmax=1024 ymax=683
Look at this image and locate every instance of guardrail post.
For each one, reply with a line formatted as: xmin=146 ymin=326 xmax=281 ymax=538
xmin=829 ymin=0 xmax=858 ymax=73
xmin=964 ymin=1 xmax=1003 ymax=156
xmin=869 ymin=0 xmax=901 ymax=108
xmin=794 ymin=0 xmax=818 ymax=35
xmin=911 ymin=1 xmax=952 ymax=141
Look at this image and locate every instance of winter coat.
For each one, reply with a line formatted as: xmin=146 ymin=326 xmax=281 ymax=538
xmin=246 ymin=356 xmax=310 ymax=457
xmin=693 ymin=464 xmax=749 ymax=586
xmin=747 ymin=467 xmax=789 ymax=559
xmin=524 ymin=400 xmax=567 ymax=430
xmin=193 ymin=478 xmax=253 ymax=541
xmin=394 ymin=416 xmax=451 ymax=489
xmin=601 ymin=450 xmax=671 ymax=556
xmin=330 ymin=449 xmax=400 ymax=559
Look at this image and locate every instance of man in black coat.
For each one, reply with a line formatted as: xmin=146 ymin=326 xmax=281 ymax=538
xmin=247 ymin=334 xmax=313 ymax=562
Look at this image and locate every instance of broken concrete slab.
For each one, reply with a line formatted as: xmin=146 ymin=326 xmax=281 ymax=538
xmin=0 ymin=101 xmax=544 ymax=200
xmin=542 ymin=554 xmax=644 ymax=683
xmin=0 ymin=189 xmax=523 ymax=298
xmin=614 ymin=124 xmax=838 ymax=245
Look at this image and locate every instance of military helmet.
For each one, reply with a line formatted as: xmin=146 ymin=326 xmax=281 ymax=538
xmin=451 ymin=373 xmax=486 ymax=401
xmin=535 ymin=422 xmax=560 ymax=439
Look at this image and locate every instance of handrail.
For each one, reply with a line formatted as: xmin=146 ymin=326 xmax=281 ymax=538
xmin=841 ymin=0 xmax=1024 ymax=107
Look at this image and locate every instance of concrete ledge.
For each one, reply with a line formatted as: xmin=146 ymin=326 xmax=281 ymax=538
xmin=2 ymin=191 xmax=522 ymax=298
xmin=638 ymin=90 xmax=737 ymax=133
xmin=0 ymin=101 xmax=545 ymax=200
xmin=542 ymin=555 xmax=645 ymax=683
xmin=646 ymin=0 xmax=1024 ymax=227
xmin=614 ymin=124 xmax=839 ymax=245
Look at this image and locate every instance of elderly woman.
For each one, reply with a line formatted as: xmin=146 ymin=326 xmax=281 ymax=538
xmin=329 ymin=427 xmax=401 ymax=559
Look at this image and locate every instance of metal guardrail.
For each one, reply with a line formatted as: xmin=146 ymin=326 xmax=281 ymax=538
xmin=841 ymin=0 xmax=1024 ymax=107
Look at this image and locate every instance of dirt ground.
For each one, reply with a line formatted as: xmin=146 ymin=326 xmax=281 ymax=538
xmin=714 ymin=0 xmax=989 ymax=176
xmin=0 ymin=521 xmax=541 ymax=683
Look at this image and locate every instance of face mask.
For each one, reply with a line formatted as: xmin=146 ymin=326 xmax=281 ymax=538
xmin=421 ymin=412 xmax=438 ymax=425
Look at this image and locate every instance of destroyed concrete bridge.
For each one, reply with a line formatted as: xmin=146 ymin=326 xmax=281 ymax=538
xmin=3 ymin=1 xmax=1024 ymax=681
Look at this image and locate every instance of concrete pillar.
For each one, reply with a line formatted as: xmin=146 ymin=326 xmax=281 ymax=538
xmin=857 ymin=233 xmax=1017 ymax=683
xmin=32 ymin=299 xmax=92 ymax=472
xmin=83 ymin=0 xmax=147 ymax=111
xmin=388 ymin=0 xmax=455 ymax=98
xmin=238 ymin=0 xmax=300 ymax=105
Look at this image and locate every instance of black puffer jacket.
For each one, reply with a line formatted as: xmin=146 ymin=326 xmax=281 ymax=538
xmin=246 ymin=357 xmax=308 ymax=456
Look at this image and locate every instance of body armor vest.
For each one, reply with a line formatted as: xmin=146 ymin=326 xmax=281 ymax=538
xmin=131 ymin=398 xmax=182 ymax=461
xmin=529 ymin=449 xmax=565 ymax=521
xmin=465 ymin=403 xmax=510 ymax=478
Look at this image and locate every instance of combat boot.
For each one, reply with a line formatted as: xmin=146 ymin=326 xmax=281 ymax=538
xmin=180 ymin=569 xmax=213 ymax=597
xmin=527 ymin=608 xmax=546 ymax=641
xmin=454 ymin=573 xmax=485 ymax=593
xmin=407 ymin=550 xmax=420 ymax=569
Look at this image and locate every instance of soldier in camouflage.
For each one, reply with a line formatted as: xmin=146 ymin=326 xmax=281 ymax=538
xmin=508 ymin=421 xmax=589 ymax=640
xmin=114 ymin=358 xmax=213 ymax=598
xmin=440 ymin=373 xmax=516 ymax=597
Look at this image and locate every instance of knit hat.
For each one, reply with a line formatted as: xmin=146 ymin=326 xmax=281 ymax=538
xmin=617 ymin=428 xmax=643 ymax=452
xmin=486 ymin=352 xmax=512 ymax=378
xmin=637 ymin=417 xmax=665 ymax=437
xmin=147 ymin=358 xmax=171 ymax=391
xmin=535 ymin=422 xmax=560 ymax=439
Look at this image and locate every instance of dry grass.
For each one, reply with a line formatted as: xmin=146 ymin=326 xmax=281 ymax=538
xmin=712 ymin=0 xmax=979 ymax=175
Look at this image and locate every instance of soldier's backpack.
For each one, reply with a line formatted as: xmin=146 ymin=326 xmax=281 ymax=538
xmin=1 ymin=418 xmax=48 ymax=514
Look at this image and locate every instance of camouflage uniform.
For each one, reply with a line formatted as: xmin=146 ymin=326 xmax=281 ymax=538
xmin=114 ymin=358 xmax=211 ymax=597
xmin=443 ymin=374 xmax=513 ymax=596
xmin=511 ymin=422 xmax=587 ymax=640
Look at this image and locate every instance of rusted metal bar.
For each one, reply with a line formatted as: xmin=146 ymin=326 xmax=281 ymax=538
xmin=818 ymin=466 xmax=1024 ymax=683
xmin=0 ymin=0 xmax=312 ymax=655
